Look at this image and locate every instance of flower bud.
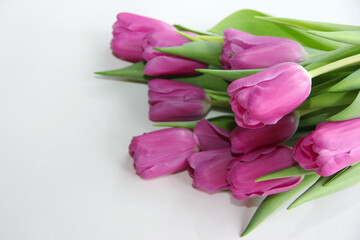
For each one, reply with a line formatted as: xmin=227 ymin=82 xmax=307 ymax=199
xmin=193 ymin=119 xmax=230 ymax=151
xmin=143 ymin=31 xmax=208 ymax=76
xmin=220 ymin=28 xmax=307 ymax=70
xmin=111 ymin=13 xmax=175 ymax=62
xmin=129 ymin=128 xmax=199 ymax=179
xmin=188 ymin=147 xmax=235 ymax=192
xmin=227 ymin=145 xmax=302 ymax=200
xmin=230 ymin=112 xmax=299 ymax=154
xmin=148 ymin=79 xmax=211 ymax=122
xmin=293 ymin=118 xmax=360 ymax=176
xmin=227 ymin=62 xmax=311 ymax=129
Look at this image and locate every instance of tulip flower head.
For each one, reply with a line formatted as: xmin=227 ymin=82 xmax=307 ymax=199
xmin=293 ymin=118 xmax=360 ymax=176
xmin=148 ymin=79 xmax=211 ymax=122
xmin=143 ymin=31 xmax=208 ymax=76
xmin=129 ymin=128 xmax=199 ymax=179
xmin=230 ymin=112 xmax=299 ymax=154
xmin=227 ymin=62 xmax=311 ymax=129
xmin=188 ymin=147 xmax=235 ymax=192
xmin=220 ymin=28 xmax=308 ymax=70
xmin=227 ymin=145 xmax=303 ymax=200
xmin=193 ymin=119 xmax=230 ymax=151
xmin=111 ymin=13 xmax=176 ymax=62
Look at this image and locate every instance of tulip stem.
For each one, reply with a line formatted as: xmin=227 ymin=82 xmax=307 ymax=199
xmin=210 ymin=100 xmax=230 ymax=107
xmin=309 ymin=53 xmax=360 ymax=78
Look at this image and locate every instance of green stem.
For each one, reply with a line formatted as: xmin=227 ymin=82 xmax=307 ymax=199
xmin=197 ymin=35 xmax=224 ymax=42
xmin=210 ymin=100 xmax=230 ymax=107
xmin=308 ymin=53 xmax=360 ymax=78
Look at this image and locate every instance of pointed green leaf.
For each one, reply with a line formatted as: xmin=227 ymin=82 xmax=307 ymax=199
xmin=299 ymin=91 xmax=357 ymax=109
xmin=196 ymin=68 xmax=262 ymax=81
xmin=297 ymin=106 xmax=346 ymax=130
xmin=154 ymin=41 xmax=223 ymax=66
xmin=288 ymin=163 xmax=360 ymax=209
xmin=308 ymin=30 xmax=360 ymax=45
xmin=281 ymin=131 xmax=312 ymax=147
xmin=328 ymin=91 xmax=360 ymax=121
xmin=256 ymin=166 xmax=315 ymax=182
xmin=95 ymin=62 xmax=149 ymax=82
xmin=173 ymin=25 xmax=211 ymax=36
xmin=172 ymin=74 xmax=229 ymax=91
xmin=241 ymin=174 xmax=320 ymax=237
xmin=305 ymin=45 xmax=360 ymax=71
xmin=208 ymin=9 xmax=342 ymax=51
xmin=177 ymin=31 xmax=202 ymax=41
xmin=328 ymin=68 xmax=360 ymax=92
xmin=255 ymin=17 xmax=360 ymax=32
xmin=153 ymin=122 xmax=198 ymax=130
xmin=96 ymin=63 xmax=229 ymax=91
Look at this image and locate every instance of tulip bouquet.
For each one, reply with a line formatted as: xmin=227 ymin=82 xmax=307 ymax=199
xmin=96 ymin=9 xmax=360 ymax=237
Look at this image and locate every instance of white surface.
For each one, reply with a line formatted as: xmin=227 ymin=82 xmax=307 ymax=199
xmin=1 ymin=0 xmax=360 ymax=239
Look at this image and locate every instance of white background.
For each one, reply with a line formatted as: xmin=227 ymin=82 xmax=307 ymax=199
xmin=1 ymin=0 xmax=360 ymax=239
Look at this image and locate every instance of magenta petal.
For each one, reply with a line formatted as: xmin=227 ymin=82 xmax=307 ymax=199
xmin=193 ymin=119 xmax=230 ymax=151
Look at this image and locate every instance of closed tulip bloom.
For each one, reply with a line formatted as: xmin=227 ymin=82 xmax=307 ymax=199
xmin=293 ymin=118 xmax=360 ymax=176
xmin=188 ymin=147 xmax=235 ymax=192
xmin=227 ymin=62 xmax=311 ymax=129
xmin=193 ymin=119 xmax=230 ymax=151
xmin=227 ymin=145 xmax=303 ymax=200
xmin=129 ymin=128 xmax=199 ymax=179
xmin=148 ymin=79 xmax=211 ymax=122
xmin=230 ymin=112 xmax=299 ymax=154
xmin=143 ymin=31 xmax=208 ymax=76
xmin=220 ymin=28 xmax=307 ymax=70
xmin=111 ymin=13 xmax=176 ymax=62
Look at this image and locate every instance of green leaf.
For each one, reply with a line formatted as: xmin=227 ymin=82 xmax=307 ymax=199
xmin=255 ymin=166 xmax=315 ymax=182
xmin=196 ymin=68 xmax=262 ymax=81
xmin=328 ymin=68 xmax=360 ymax=92
xmin=281 ymin=131 xmax=312 ymax=147
xmin=299 ymin=91 xmax=357 ymax=109
xmin=305 ymin=45 xmax=360 ymax=71
xmin=308 ymin=30 xmax=360 ymax=45
xmin=96 ymin=63 xmax=229 ymax=91
xmin=255 ymin=17 xmax=360 ymax=32
xmin=153 ymin=115 xmax=236 ymax=131
xmin=328 ymin=91 xmax=360 ymax=121
xmin=154 ymin=41 xmax=223 ymax=66
xmin=241 ymin=174 xmax=320 ymax=237
xmin=176 ymin=31 xmax=202 ymax=41
xmin=208 ymin=9 xmax=342 ymax=51
xmin=297 ymin=106 xmax=346 ymax=130
xmin=172 ymin=74 xmax=229 ymax=91
xmin=173 ymin=25 xmax=212 ymax=36
xmin=288 ymin=163 xmax=360 ymax=209
xmin=95 ymin=62 xmax=149 ymax=82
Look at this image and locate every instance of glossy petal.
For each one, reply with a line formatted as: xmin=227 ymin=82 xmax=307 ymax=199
xmin=129 ymin=128 xmax=199 ymax=179
xmin=228 ymin=145 xmax=302 ymax=200
xmin=193 ymin=119 xmax=230 ymax=151
xmin=293 ymin=118 xmax=360 ymax=176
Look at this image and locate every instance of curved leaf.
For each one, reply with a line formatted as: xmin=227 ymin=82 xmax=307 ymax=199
xmin=196 ymin=68 xmax=262 ymax=81
xmin=308 ymin=30 xmax=360 ymax=45
xmin=328 ymin=91 xmax=360 ymax=121
xmin=328 ymin=68 xmax=360 ymax=92
xmin=255 ymin=166 xmax=315 ymax=182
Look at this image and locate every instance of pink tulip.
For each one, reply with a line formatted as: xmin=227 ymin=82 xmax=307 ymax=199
xmin=220 ymin=28 xmax=307 ymax=70
xmin=227 ymin=62 xmax=311 ymax=129
xmin=293 ymin=118 xmax=360 ymax=176
xmin=188 ymin=147 xmax=235 ymax=192
xmin=148 ymin=79 xmax=211 ymax=122
xmin=111 ymin=13 xmax=175 ymax=62
xmin=193 ymin=119 xmax=230 ymax=151
xmin=129 ymin=128 xmax=199 ymax=179
xmin=227 ymin=145 xmax=303 ymax=200
xmin=230 ymin=112 xmax=299 ymax=154
xmin=143 ymin=31 xmax=208 ymax=76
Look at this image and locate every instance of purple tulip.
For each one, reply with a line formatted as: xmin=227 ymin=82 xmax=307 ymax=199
xmin=129 ymin=128 xmax=199 ymax=179
xmin=220 ymin=28 xmax=307 ymax=70
xmin=230 ymin=112 xmax=299 ymax=154
xmin=143 ymin=31 xmax=208 ymax=76
xmin=188 ymin=147 xmax=235 ymax=192
xmin=293 ymin=118 xmax=360 ymax=176
xmin=227 ymin=145 xmax=303 ymax=200
xmin=227 ymin=62 xmax=311 ymax=129
xmin=148 ymin=79 xmax=211 ymax=122
xmin=193 ymin=119 xmax=230 ymax=151
xmin=111 ymin=13 xmax=175 ymax=62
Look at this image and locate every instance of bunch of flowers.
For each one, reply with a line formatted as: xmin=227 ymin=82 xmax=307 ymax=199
xmin=96 ymin=9 xmax=360 ymax=237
